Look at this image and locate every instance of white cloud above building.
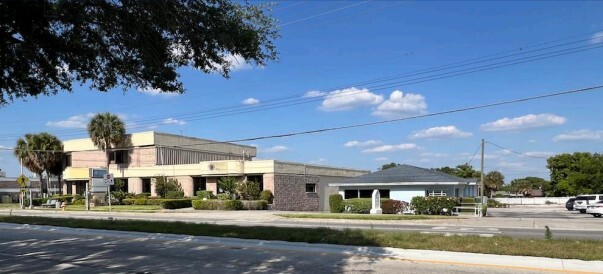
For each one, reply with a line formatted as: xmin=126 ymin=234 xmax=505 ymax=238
xmin=480 ymin=113 xmax=566 ymax=132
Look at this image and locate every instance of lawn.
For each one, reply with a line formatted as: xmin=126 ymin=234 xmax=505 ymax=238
xmin=276 ymin=213 xmax=458 ymax=220
xmin=64 ymin=205 xmax=162 ymax=212
xmin=0 ymin=203 xmax=20 ymax=209
xmin=0 ymin=215 xmax=602 ymax=261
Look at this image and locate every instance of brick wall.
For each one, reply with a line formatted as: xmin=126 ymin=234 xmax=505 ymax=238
xmin=71 ymin=151 xmax=106 ymax=168
xmin=206 ymin=177 xmax=217 ymax=195
xmin=130 ymin=147 xmax=157 ymax=167
xmin=262 ymin=173 xmax=275 ymax=193
xmin=173 ymin=176 xmax=194 ymax=197
xmin=273 ymin=174 xmax=319 ymax=211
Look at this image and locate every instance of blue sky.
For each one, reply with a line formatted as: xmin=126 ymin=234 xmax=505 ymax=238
xmin=2 ymin=1 xmax=603 ymax=182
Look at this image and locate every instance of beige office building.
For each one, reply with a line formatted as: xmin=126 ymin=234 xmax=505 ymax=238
xmin=62 ymin=131 xmax=368 ymax=211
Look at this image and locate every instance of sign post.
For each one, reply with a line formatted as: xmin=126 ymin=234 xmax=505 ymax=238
xmin=103 ymin=174 xmax=114 ymax=212
xmin=16 ymin=175 xmax=29 ymax=210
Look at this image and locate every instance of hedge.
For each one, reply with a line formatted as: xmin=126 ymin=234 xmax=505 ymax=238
xmin=123 ymin=198 xmax=189 ymax=207
xmin=216 ymin=193 xmax=231 ymax=200
xmin=196 ymin=191 xmax=214 ymax=199
xmin=343 ymin=198 xmax=393 ymax=214
xmin=50 ymin=195 xmax=80 ymax=203
xmin=165 ymin=191 xmax=184 ymax=199
xmin=410 ymin=196 xmax=457 ymax=215
xmin=133 ymin=193 xmax=151 ymax=199
xmin=160 ymin=199 xmax=192 ymax=209
xmin=241 ymin=200 xmax=268 ymax=210
xmin=381 ymin=199 xmax=408 ymax=214
xmin=192 ymin=199 xmax=247 ymax=210
xmin=259 ymin=190 xmax=273 ymax=204
xmin=329 ymin=194 xmax=344 ymax=213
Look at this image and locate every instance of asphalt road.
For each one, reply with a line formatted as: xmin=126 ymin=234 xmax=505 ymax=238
xmin=0 ymin=224 xmax=547 ymax=274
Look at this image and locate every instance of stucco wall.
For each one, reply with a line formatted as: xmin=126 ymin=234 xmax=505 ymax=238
xmin=273 ymin=174 xmax=319 ymax=211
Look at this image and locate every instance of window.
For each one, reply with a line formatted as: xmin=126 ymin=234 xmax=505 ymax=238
xmin=193 ymin=177 xmax=207 ymax=191
xmin=64 ymin=154 xmax=72 ymax=167
xmin=379 ymin=189 xmax=390 ymax=199
xmin=359 ymin=189 xmax=372 ymax=198
xmin=142 ymin=178 xmax=151 ymax=194
xmin=426 ymin=190 xmax=446 ymax=197
xmin=247 ymin=175 xmax=264 ymax=191
xmin=344 ymin=189 xmax=357 ymax=199
xmin=305 ymin=183 xmax=316 ymax=193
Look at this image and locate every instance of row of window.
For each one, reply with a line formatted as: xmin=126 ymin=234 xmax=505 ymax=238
xmin=344 ymin=189 xmax=390 ymax=199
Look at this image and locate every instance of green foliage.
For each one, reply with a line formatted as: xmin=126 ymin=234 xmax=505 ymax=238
xmin=50 ymin=195 xmax=76 ymax=203
xmin=482 ymin=204 xmax=488 ymax=217
xmin=487 ymin=199 xmax=508 ymax=208
xmin=154 ymin=176 xmax=182 ymax=198
xmin=218 ymin=177 xmax=239 ymax=198
xmin=87 ymin=113 xmax=126 ymax=168
xmin=159 ymin=199 xmax=192 ymax=209
xmin=192 ymin=200 xmax=244 ymax=210
xmin=14 ymin=132 xmax=63 ymax=193
xmin=133 ymin=193 xmax=151 ymax=199
xmin=329 ymin=194 xmax=344 ymax=213
xmin=32 ymin=198 xmax=47 ymax=206
xmin=259 ymin=190 xmax=274 ymax=204
xmin=411 ymin=196 xmax=457 ymax=215
xmin=71 ymin=199 xmax=85 ymax=205
xmin=237 ymin=180 xmax=261 ymax=200
xmin=508 ymin=176 xmax=550 ymax=197
xmin=241 ymin=200 xmax=268 ymax=210
xmin=343 ymin=198 xmax=373 ymax=214
xmin=460 ymin=197 xmax=476 ymax=203
xmin=379 ymin=162 xmax=401 ymax=171
xmin=0 ymin=1 xmax=278 ymax=106
xmin=196 ymin=191 xmax=214 ymax=199
xmin=545 ymin=226 xmax=553 ymax=240
xmin=165 ymin=191 xmax=184 ymax=199
xmin=133 ymin=199 xmax=148 ymax=206
xmin=114 ymin=179 xmax=126 ymax=192
xmin=485 ymin=171 xmax=505 ymax=197
xmin=217 ymin=193 xmax=232 ymax=200
xmin=111 ymin=191 xmax=127 ymax=205
xmin=381 ymin=200 xmax=408 ymax=214
xmin=547 ymin=152 xmax=603 ymax=196
xmin=435 ymin=164 xmax=481 ymax=179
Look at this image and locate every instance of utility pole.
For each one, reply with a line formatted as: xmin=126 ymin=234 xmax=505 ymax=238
xmin=480 ymin=139 xmax=485 ymax=197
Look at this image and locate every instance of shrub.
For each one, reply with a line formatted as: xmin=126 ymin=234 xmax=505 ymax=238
xmin=237 ymin=180 xmax=261 ymax=200
xmin=344 ymin=198 xmax=372 ymax=214
xmin=411 ymin=196 xmax=457 ymax=215
xmin=133 ymin=198 xmax=148 ymax=205
xmin=241 ymin=200 xmax=268 ymax=210
xmin=165 ymin=191 xmax=184 ymax=199
xmin=482 ymin=204 xmax=488 ymax=217
xmin=160 ymin=199 xmax=192 ymax=209
xmin=218 ymin=176 xmax=238 ymax=199
xmin=133 ymin=193 xmax=151 ymax=199
xmin=217 ymin=193 xmax=231 ymax=200
xmin=460 ymin=197 xmax=476 ymax=204
xmin=71 ymin=199 xmax=85 ymax=205
xmin=111 ymin=191 xmax=127 ymax=205
xmin=224 ymin=200 xmax=243 ymax=210
xmin=329 ymin=194 xmax=344 ymax=213
xmin=145 ymin=199 xmax=163 ymax=205
xmin=123 ymin=198 xmax=135 ymax=205
xmin=192 ymin=200 xmax=221 ymax=210
xmin=196 ymin=191 xmax=214 ymax=199
xmin=487 ymin=199 xmax=508 ymax=208
xmin=32 ymin=198 xmax=47 ymax=206
xmin=259 ymin=190 xmax=274 ymax=204
xmin=50 ymin=195 xmax=76 ymax=203
xmin=381 ymin=199 xmax=407 ymax=214
xmin=154 ymin=176 xmax=182 ymax=198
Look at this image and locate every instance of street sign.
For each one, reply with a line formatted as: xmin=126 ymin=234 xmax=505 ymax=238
xmin=103 ymin=173 xmax=114 ymax=186
xmin=16 ymin=175 xmax=29 ymax=188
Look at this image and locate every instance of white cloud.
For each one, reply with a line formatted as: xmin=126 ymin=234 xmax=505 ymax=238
xmin=528 ymin=139 xmax=537 ymax=143
xmin=521 ymin=151 xmax=555 ymax=158
xmin=344 ymin=140 xmax=382 ymax=147
xmin=310 ymin=158 xmax=327 ymax=164
xmin=591 ymin=32 xmax=603 ymax=44
xmin=0 ymin=145 xmax=11 ymax=150
xmin=372 ymin=90 xmax=427 ymax=118
xmin=242 ymin=98 xmax=260 ymax=105
xmin=420 ymin=152 xmax=449 ymax=158
xmin=410 ymin=126 xmax=472 ymax=139
xmin=553 ymin=129 xmax=603 ymax=142
xmin=480 ymin=113 xmax=566 ymax=132
xmin=374 ymin=157 xmax=389 ymax=161
xmin=46 ymin=113 xmax=96 ymax=128
xmin=320 ymin=87 xmax=383 ymax=111
xmin=303 ymin=90 xmax=327 ymax=98
xmin=137 ymin=87 xmax=179 ymax=97
xmin=262 ymin=145 xmax=289 ymax=153
xmin=162 ymin=118 xmax=186 ymax=125
xmin=362 ymin=143 xmax=419 ymax=153
xmin=223 ymin=54 xmax=252 ymax=71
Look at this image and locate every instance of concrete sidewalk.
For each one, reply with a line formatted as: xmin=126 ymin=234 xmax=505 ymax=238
xmin=0 ymin=222 xmax=600 ymax=273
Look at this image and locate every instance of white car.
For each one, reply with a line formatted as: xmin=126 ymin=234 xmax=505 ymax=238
xmin=586 ymin=201 xmax=603 ymax=218
xmin=574 ymin=194 xmax=603 ymax=213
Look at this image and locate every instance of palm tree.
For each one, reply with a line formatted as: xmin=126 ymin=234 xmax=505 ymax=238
xmin=14 ymin=133 xmax=63 ymax=194
xmin=87 ymin=113 xmax=126 ymax=170
xmin=485 ymin=171 xmax=505 ymax=198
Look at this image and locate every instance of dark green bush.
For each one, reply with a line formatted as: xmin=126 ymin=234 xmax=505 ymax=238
xmin=329 ymin=194 xmax=344 ymax=213
xmin=145 ymin=199 xmax=163 ymax=205
xmin=411 ymin=196 xmax=457 ymax=215
xmin=110 ymin=191 xmax=127 ymax=205
xmin=155 ymin=176 xmax=183 ymax=198
xmin=133 ymin=198 xmax=148 ymax=205
xmin=460 ymin=197 xmax=476 ymax=204
xmin=237 ymin=180 xmax=261 ymax=200
xmin=165 ymin=191 xmax=184 ymax=199
xmin=381 ymin=199 xmax=408 ymax=214
xmin=196 ymin=191 xmax=214 ymax=199
xmin=133 ymin=193 xmax=151 ymax=199
xmin=71 ymin=199 xmax=85 ymax=205
xmin=32 ymin=198 xmax=47 ymax=206
xmin=241 ymin=200 xmax=268 ymax=210
xmin=259 ymin=190 xmax=274 ymax=204
xmin=217 ymin=193 xmax=231 ymax=200
xmin=160 ymin=199 xmax=192 ymax=209
xmin=225 ymin=200 xmax=243 ymax=210
xmin=122 ymin=198 xmax=135 ymax=205
xmin=344 ymin=198 xmax=372 ymax=214
xmin=192 ymin=200 xmax=245 ymax=210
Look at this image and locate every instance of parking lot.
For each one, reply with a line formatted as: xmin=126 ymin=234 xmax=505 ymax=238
xmin=488 ymin=205 xmax=600 ymax=220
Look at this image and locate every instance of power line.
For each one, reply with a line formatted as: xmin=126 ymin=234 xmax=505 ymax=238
xmin=466 ymin=143 xmax=482 ymax=165
xmin=3 ymin=84 xmax=601 ymax=153
xmin=485 ymin=141 xmax=550 ymax=160
xmin=278 ymin=1 xmax=370 ymax=27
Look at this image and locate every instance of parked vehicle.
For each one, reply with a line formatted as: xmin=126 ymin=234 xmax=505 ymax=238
xmin=574 ymin=194 xmax=603 ymax=213
xmin=586 ymin=201 xmax=603 ymax=217
xmin=565 ymin=198 xmax=576 ymax=210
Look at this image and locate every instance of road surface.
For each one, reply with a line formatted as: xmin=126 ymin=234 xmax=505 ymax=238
xmin=0 ymin=223 xmax=565 ymax=274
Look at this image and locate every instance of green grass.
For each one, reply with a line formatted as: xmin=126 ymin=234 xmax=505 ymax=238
xmin=0 ymin=215 xmax=602 ymax=261
xmin=64 ymin=205 xmax=162 ymax=212
xmin=0 ymin=203 xmax=20 ymax=209
xmin=276 ymin=213 xmax=457 ymax=220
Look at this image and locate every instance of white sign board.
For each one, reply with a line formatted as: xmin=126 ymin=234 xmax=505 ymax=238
xmin=103 ymin=174 xmax=115 ymax=186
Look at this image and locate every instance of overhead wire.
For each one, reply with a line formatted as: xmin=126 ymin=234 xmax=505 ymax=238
xmin=485 ymin=141 xmax=550 ymax=160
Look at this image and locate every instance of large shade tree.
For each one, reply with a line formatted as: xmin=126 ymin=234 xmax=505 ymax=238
xmin=484 ymin=171 xmax=504 ymax=198
xmin=0 ymin=0 xmax=278 ymax=106
xmin=87 ymin=113 xmax=127 ymax=169
xmin=14 ymin=133 xmax=63 ymax=194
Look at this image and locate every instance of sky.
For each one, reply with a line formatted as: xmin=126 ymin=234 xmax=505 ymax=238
xmin=1 ymin=1 xmax=603 ymax=182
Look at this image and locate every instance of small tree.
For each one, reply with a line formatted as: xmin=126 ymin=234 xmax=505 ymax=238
xmin=237 ymin=180 xmax=261 ymax=200
xmin=218 ymin=177 xmax=239 ymax=199
xmin=154 ymin=176 xmax=182 ymax=198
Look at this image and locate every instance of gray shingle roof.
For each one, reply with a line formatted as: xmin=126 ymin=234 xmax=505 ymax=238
xmin=337 ymin=164 xmax=475 ymax=185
